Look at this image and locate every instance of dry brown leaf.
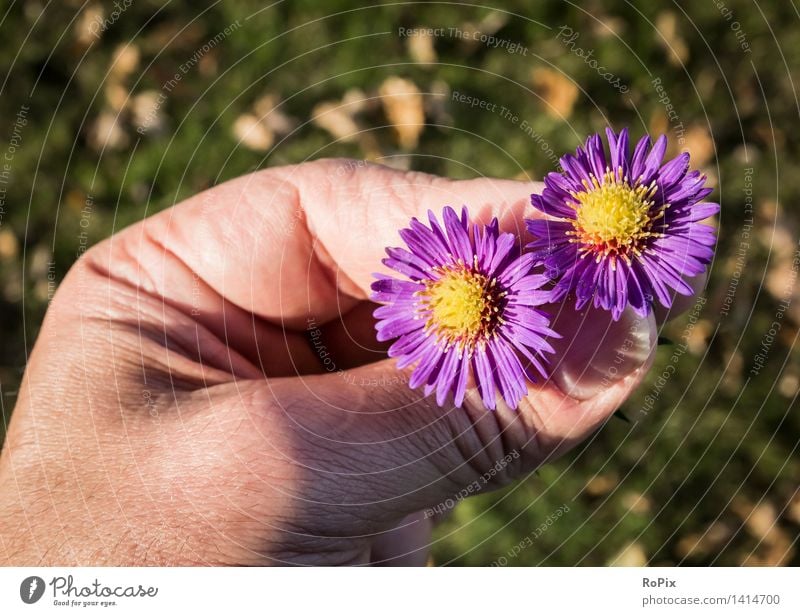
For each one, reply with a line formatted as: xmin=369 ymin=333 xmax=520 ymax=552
xmin=3 ymin=269 xmax=22 ymax=302
xmin=682 ymin=125 xmax=715 ymax=167
xmin=675 ymin=522 xmax=732 ymax=559
xmin=621 ymin=491 xmax=652 ymax=515
xmin=608 ymin=542 xmax=648 ymax=566
xmin=744 ymin=502 xmax=780 ymax=543
xmin=111 ymin=44 xmax=140 ymax=79
xmin=426 ymin=80 xmax=452 ymax=126
xmin=737 ymin=511 xmax=796 ymax=567
xmin=75 ymin=5 xmax=104 ymax=46
xmin=687 ymin=319 xmax=712 ymax=355
xmin=88 ymin=112 xmax=128 ymax=151
xmin=721 ymin=349 xmax=744 ymax=393
xmin=778 ymin=371 xmax=799 ymax=398
xmin=407 ymin=31 xmax=437 ymax=65
xmin=311 ymin=101 xmax=361 ymax=143
xmin=758 ymin=201 xmax=800 ymax=320
xmin=199 ymin=52 xmax=218 ymax=77
xmin=786 ymin=492 xmax=800 ymax=525
xmin=584 ymin=473 xmax=618 ymax=497
xmin=656 ymin=12 xmax=689 ymax=66
xmin=592 ymin=16 xmax=626 ymax=39
xmin=478 ymin=12 xmax=508 ymax=36
xmin=341 ymin=88 xmax=373 ymax=114
xmin=105 ymin=82 xmax=129 ymax=112
xmin=379 ymin=77 xmax=425 ymax=150
xmin=0 ymin=229 xmax=19 ymax=261
xmin=131 ymin=91 xmax=165 ymax=134
xmin=253 ymin=93 xmax=297 ymax=136
xmin=29 ymin=245 xmax=52 ymax=281
xmin=532 ymin=68 xmax=578 ymax=119
xmin=232 ymin=113 xmax=274 ymax=152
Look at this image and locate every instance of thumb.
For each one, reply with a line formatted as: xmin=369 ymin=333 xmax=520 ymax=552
xmin=268 ymin=303 xmax=656 ymax=528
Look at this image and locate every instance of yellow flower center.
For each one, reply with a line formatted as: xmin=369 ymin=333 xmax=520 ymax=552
xmin=569 ymin=170 xmax=665 ymax=263
xmin=417 ymin=261 xmax=505 ymax=353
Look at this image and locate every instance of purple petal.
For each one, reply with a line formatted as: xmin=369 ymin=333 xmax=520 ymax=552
xmin=688 ymin=202 xmax=720 ymax=221
xmin=531 ymin=193 xmax=576 ymax=219
xmin=640 ymin=135 xmax=668 ymax=184
xmin=453 ymin=354 xmax=470 ymax=407
xmin=630 ymin=135 xmax=652 ymax=180
xmin=607 ymin=126 xmax=629 ymax=173
xmin=473 ymin=349 xmax=496 ymax=410
xmin=434 ymin=349 xmax=460 ymax=406
xmin=442 ymin=206 xmax=473 ymax=263
xmin=658 ymin=152 xmax=690 ymax=187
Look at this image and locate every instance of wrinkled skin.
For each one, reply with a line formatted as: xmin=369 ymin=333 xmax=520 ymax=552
xmin=0 ymin=159 xmax=689 ymax=565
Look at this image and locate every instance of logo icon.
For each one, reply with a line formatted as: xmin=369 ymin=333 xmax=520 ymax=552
xmin=20 ymin=576 xmax=45 ymax=604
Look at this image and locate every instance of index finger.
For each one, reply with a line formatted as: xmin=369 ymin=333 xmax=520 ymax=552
xmin=138 ymin=158 xmax=544 ymax=329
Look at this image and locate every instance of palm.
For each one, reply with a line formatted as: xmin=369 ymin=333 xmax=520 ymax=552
xmin=1 ymin=160 xmax=660 ymax=565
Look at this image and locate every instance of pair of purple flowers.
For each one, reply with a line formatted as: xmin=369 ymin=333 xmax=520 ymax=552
xmin=372 ymin=128 xmax=719 ymax=410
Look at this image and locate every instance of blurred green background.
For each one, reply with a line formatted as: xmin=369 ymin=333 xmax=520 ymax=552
xmin=0 ymin=0 xmax=798 ymax=565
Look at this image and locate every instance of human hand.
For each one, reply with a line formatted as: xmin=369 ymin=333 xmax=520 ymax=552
xmin=0 ymin=159 xmax=668 ymax=565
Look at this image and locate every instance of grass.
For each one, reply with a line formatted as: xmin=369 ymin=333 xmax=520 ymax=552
xmin=0 ymin=0 xmax=798 ymax=565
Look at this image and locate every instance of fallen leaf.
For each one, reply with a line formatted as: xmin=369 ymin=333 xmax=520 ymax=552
xmin=88 ymin=112 xmax=129 ymax=151
xmin=656 ymin=12 xmax=689 ymax=66
xmin=584 ymin=473 xmax=618 ymax=497
xmin=407 ymin=30 xmax=437 ymax=65
xmin=311 ymin=101 xmax=361 ymax=143
xmin=682 ymin=125 xmax=715 ymax=167
xmin=621 ymin=491 xmax=652 ymax=515
xmin=379 ymin=76 xmax=425 ymax=149
xmin=608 ymin=542 xmax=648 ymax=566
xmin=532 ymin=68 xmax=578 ymax=119
xmin=232 ymin=113 xmax=274 ymax=151
xmin=0 ymin=229 xmax=19 ymax=261
xmin=131 ymin=91 xmax=165 ymax=134
xmin=676 ymin=522 xmax=733 ymax=559
xmin=111 ymin=44 xmax=140 ymax=79
xmin=75 ymin=5 xmax=104 ymax=46
xmin=105 ymin=82 xmax=129 ymax=112
xmin=253 ymin=93 xmax=297 ymax=136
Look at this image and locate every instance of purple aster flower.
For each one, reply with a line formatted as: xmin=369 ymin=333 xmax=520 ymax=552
xmin=371 ymin=206 xmax=557 ymax=410
xmin=526 ymin=127 xmax=719 ymax=320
